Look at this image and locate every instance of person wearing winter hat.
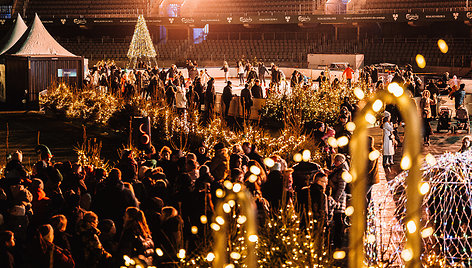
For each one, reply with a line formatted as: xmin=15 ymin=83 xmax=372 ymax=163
xmin=35 ymin=144 xmax=53 ymax=163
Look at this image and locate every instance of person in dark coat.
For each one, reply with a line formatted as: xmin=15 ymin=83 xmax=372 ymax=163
xmin=366 ymin=136 xmax=380 ymax=207
xmin=186 ymin=85 xmax=200 ymax=111
xmin=328 ymin=154 xmax=348 ymax=249
xmin=0 ymin=231 xmax=15 ymax=268
xmin=240 ymin=84 xmax=253 ymax=120
xmin=450 ymin=83 xmax=466 ymax=110
xmin=204 ymin=78 xmax=216 ymax=118
xmin=251 ymin=79 xmax=263 ymax=99
xmin=258 ymin=62 xmax=269 ymax=87
xmin=92 ymin=169 xmax=139 ymax=232
xmin=118 ymin=207 xmax=155 ymax=266
xmin=28 ymin=224 xmax=75 ymax=268
xmin=4 ymin=151 xmax=28 ymax=185
xmin=165 ymin=81 xmax=176 ymax=106
xmin=422 ymin=110 xmax=433 ymax=146
xmin=221 ymin=81 xmax=233 ymax=118
xmin=50 ymin=214 xmax=72 ymax=252
xmin=116 ymin=150 xmax=138 ymax=183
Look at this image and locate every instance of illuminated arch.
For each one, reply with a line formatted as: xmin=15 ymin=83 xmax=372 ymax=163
xmin=349 ymin=86 xmax=422 ymax=268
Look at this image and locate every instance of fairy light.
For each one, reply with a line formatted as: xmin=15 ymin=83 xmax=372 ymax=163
xmin=354 ymin=87 xmax=365 ymax=100
xmin=368 ymin=150 xmax=380 ymax=161
xmin=415 ymin=54 xmax=426 ymax=68
xmin=346 ymin=122 xmax=356 ymax=132
xmin=237 ymin=215 xmax=247 ymax=224
xmin=248 ymin=235 xmax=258 ymax=242
xmin=223 ymin=203 xmax=231 ymax=213
xmin=230 ymin=252 xmax=241 ymax=260
xmin=233 ymin=183 xmax=242 ymax=193
xmin=372 ymin=99 xmax=383 ymax=112
xmin=249 ymin=165 xmax=261 ymax=175
xmin=293 ymin=153 xmax=302 ymax=162
xmin=211 ymin=223 xmax=221 ymax=231
xmin=327 ymin=137 xmax=338 ymax=148
xmin=421 ymin=227 xmax=434 ymax=238
xmin=224 ymin=180 xmax=233 ymax=190
xmin=177 ymin=249 xmax=186 ymax=259
xmin=200 ymin=215 xmax=208 ymax=224
xmin=342 ymin=171 xmax=353 ymax=183
xmin=401 ymin=248 xmax=413 ymax=262
xmin=366 ymin=234 xmax=376 ymax=244
xmin=365 ymin=113 xmax=376 ymax=125
xmin=206 ymin=252 xmax=215 ymax=261
xmin=155 ymin=248 xmax=164 ymax=257
xmin=438 ymin=39 xmax=448 ymax=53
xmin=419 ymin=182 xmax=430 ymax=195
xmin=407 ymin=220 xmax=417 ymax=234
xmin=248 ymin=174 xmax=258 ymax=183
xmin=224 ymin=264 xmax=235 ymax=268
xmin=425 ymin=153 xmax=437 ymax=166
xmin=387 ymin=82 xmax=404 ymax=97
xmin=345 ymin=206 xmax=354 ymax=216
xmin=123 ymin=255 xmax=135 ymax=266
xmin=216 ymin=188 xmax=225 ymax=198
xmin=264 ymin=158 xmax=275 ymax=168
xmin=302 ymin=150 xmax=311 ymax=161
xmin=337 ymin=136 xmax=349 ymax=147
xmin=191 ymin=226 xmax=198 ymax=234
xmin=401 ymin=155 xmax=412 ymax=170
xmin=215 ymin=216 xmax=225 ymax=225
xmin=333 ymin=250 xmax=346 ymax=259
xmin=228 ymin=200 xmax=236 ymax=207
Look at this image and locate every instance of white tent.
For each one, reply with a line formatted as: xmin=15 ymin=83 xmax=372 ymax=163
xmin=0 ymin=14 xmax=27 ymax=55
xmin=6 ymin=14 xmax=76 ymax=57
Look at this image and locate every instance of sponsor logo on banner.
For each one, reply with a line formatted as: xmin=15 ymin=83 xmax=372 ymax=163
xmin=0 ymin=19 xmax=5 ymax=25
xmin=467 ymin=12 xmax=472 ymax=19
xmin=61 ymin=19 xmax=66 ymax=24
xmin=453 ymin=12 xmax=459 ymax=20
xmin=227 ymin=17 xmax=233 ymax=23
xmin=239 ymin=17 xmax=253 ymax=23
xmin=73 ymin=18 xmax=86 ymax=25
xmin=181 ymin=18 xmax=194 ymax=24
xmin=406 ymin=13 xmax=419 ymax=21
xmin=285 ymin=16 xmax=291 ymax=22
xmin=393 ymin=14 xmax=399 ymax=21
xmin=168 ymin=18 xmax=174 ymax=24
xmin=298 ymin=15 xmax=311 ymax=22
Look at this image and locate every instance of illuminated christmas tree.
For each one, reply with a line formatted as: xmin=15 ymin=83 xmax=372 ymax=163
xmin=127 ymin=15 xmax=157 ymax=68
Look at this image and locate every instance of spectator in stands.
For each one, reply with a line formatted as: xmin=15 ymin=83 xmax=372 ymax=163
xmin=222 ymin=81 xmax=234 ymax=118
xmin=342 ymin=64 xmax=354 ymax=88
xmin=221 ymin=61 xmax=229 ymax=83
xmin=240 ymin=84 xmax=253 ymax=120
xmin=238 ymin=61 xmax=245 ymax=86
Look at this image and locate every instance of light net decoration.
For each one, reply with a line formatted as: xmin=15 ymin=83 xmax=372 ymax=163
xmin=127 ymin=15 xmax=157 ymax=61
xmin=366 ymin=150 xmax=472 ymax=267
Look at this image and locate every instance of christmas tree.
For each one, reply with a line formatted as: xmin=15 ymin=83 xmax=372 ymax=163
xmin=127 ymin=15 xmax=157 ymax=67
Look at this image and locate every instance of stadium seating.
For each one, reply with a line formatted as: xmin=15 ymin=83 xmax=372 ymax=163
xmin=22 ymin=0 xmax=149 ymax=18
xmin=57 ymin=36 xmax=472 ymax=68
xmin=180 ymin=0 xmax=325 ymax=17
xmin=348 ymin=0 xmax=468 ymax=13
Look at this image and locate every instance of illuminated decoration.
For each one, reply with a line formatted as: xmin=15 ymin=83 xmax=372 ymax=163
xmin=127 ymin=15 xmax=157 ymax=68
xmin=212 ymin=187 xmax=258 ymax=268
xmin=367 ymin=150 xmax=472 ymax=267
xmin=415 ymin=54 xmax=426 ymax=68
xmin=350 ymin=90 xmax=422 ymax=268
xmin=437 ymin=39 xmax=448 ymax=54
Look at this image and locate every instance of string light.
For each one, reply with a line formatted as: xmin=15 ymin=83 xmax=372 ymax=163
xmin=177 ymin=249 xmax=186 ymax=259
xmin=200 ymin=215 xmax=208 ymax=224
xmin=372 ymin=99 xmax=383 ymax=112
xmin=264 ymin=158 xmax=275 ymax=168
xmin=206 ymin=252 xmax=215 ymax=261
xmin=387 ymin=82 xmax=404 ymax=97
xmin=415 ymin=54 xmax=426 ymax=68
xmin=437 ymin=39 xmax=448 ymax=53
xmin=302 ymin=150 xmax=311 ymax=161
xmin=249 ymin=165 xmax=261 ymax=175
xmin=155 ymin=248 xmax=164 ymax=257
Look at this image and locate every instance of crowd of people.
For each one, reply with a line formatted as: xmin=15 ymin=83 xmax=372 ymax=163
xmin=3 ymin=57 xmax=470 ymax=267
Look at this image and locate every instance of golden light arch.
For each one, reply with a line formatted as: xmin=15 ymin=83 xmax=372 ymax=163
xmin=349 ymin=85 xmax=422 ymax=268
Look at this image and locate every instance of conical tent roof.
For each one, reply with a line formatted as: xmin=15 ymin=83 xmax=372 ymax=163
xmin=6 ymin=14 xmax=76 ymax=57
xmin=0 ymin=14 xmax=27 ymax=55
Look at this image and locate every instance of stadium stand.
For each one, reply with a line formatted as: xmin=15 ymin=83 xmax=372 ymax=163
xmin=347 ymin=0 xmax=468 ymax=13
xmin=180 ymin=0 xmax=326 ymax=17
xmin=19 ymin=0 xmax=149 ymax=18
xmin=56 ymin=36 xmax=472 ymax=68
